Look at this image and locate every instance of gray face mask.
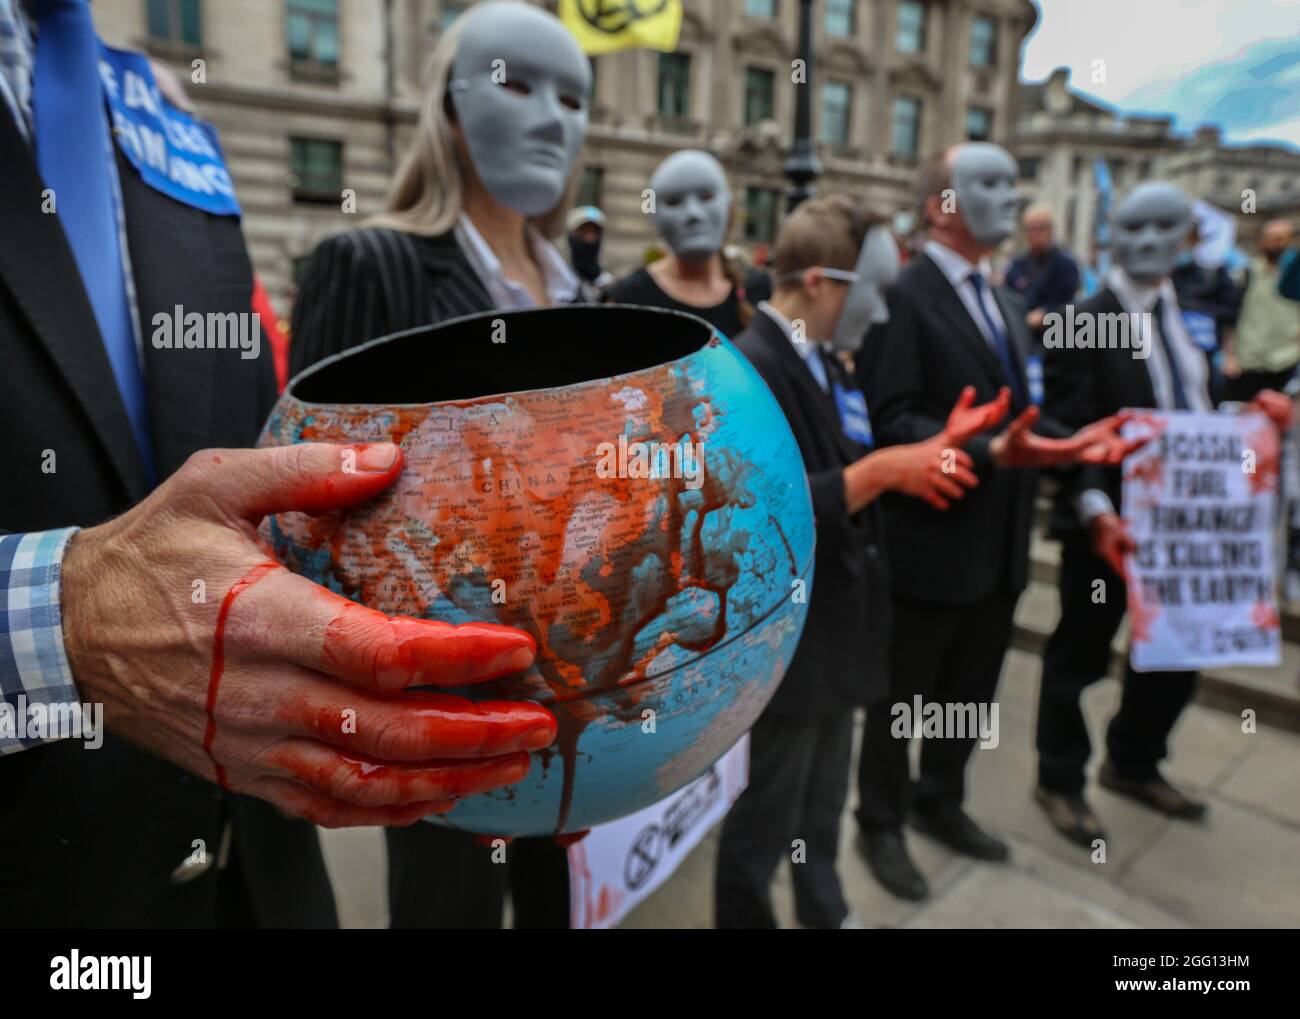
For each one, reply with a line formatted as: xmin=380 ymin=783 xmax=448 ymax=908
xmin=1112 ymin=183 xmax=1193 ymax=285
xmin=649 ymin=150 xmax=732 ymax=262
xmin=950 ymin=143 xmax=1021 ymax=248
xmin=831 ymin=226 xmax=900 ymax=353
xmin=449 ymin=2 xmax=589 ymax=216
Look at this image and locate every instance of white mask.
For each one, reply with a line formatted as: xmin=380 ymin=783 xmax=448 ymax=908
xmin=831 ymin=226 xmax=900 ymax=353
xmin=649 ymin=150 xmax=732 ymax=262
xmin=449 ymin=2 xmax=589 ymax=216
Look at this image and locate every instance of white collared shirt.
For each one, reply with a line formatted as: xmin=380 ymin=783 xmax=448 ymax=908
xmin=453 ymin=213 xmax=580 ymax=310
xmin=1076 ymin=267 xmax=1213 ymax=523
xmin=1106 ymin=266 xmax=1211 ymax=414
xmin=923 ymin=238 xmax=1009 ymax=349
xmin=758 ymin=300 xmax=829 ymax=392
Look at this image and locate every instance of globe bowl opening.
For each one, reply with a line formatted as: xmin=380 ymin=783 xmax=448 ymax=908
xmin=290 ymin=304 xmax=717 ymax=406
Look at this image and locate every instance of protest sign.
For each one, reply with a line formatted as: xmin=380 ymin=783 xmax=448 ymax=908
xmin=567 ymin=735 xmax=748 ymax=928
xmin=1122 ymin=410 xmax=1281 ymax=671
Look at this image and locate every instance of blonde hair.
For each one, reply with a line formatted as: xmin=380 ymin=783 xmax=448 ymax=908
xmin=367 ymin=9 xmax=577 ymax=238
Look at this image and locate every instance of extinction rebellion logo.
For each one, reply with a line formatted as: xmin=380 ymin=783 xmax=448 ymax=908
xmin=575 ymin=0 xmax=671 ymax=34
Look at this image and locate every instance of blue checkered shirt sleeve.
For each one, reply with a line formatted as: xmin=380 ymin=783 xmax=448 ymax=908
xmin=0 ymin=528 xmax=81 ymax=755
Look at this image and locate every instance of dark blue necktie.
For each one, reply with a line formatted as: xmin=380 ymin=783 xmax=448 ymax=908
xmin=33 ymin=0 xmax=154 ymax=476
xmin=968 ymin=271 xmax=1026 ymax=406
xmin=1152 ymin=298 xmax=1190 ymax=410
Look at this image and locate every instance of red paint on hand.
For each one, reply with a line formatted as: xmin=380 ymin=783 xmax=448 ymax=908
xmin=204 ymin=561 xmax=281 ymax=787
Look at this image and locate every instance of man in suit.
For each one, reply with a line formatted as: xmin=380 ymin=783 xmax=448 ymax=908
xmin=1036 ymin=183 xmax=1293 ymax=844
xmin=715 ymin=194 xmax=1010 ymax=928
xmin=855 ymin=143 xmax=1138 ymax=901
xmin=0 ymin=1 xmax=553 ymax=926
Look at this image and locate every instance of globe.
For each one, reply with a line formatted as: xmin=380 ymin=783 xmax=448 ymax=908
xmin=258 ymin=305 xmax=814 ymax=835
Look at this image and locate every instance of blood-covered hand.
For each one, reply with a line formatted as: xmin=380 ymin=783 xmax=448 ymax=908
xmin=61 ymin=443 xmax=556 ymax=828
xmin=990 ymin=408 xmax=1146 ymax=468
xmin=868 ymin=439 xmax=980 ymax=511
xmin=1089 ymin=511 xmax=1136 ymax=577
xmin=1248 ymin=388 xmax=1295 ymax=432
xmin=939 ymin=384 xmax=1012 ymax=447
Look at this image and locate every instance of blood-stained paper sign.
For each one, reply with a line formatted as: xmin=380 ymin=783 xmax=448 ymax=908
xmin=1121 ymin=410 xmax=1281 ymax=671
xmin=566 ymin=735 xmax=748 ymax=929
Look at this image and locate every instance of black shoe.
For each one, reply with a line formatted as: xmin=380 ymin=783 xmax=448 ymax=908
xmin=857 ymin=829 xmax=929 ymax=901
xmin=1033 ymin=787 xmax=1107 ymax=847
xmin=910 ymin=807 xmax=1010 ymax=862
xmin=1098 ymin=761 xmax=1207 ymax=820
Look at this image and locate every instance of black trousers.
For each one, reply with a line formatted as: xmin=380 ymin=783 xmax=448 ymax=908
xmin=385 ymin=824 xmax=570 ymax=928
xmin=1036 ymin=534 xmax=1197 ymax=794
xmin=856 ymin=591 xmax=1018 ymax=831
xmin=714 ymin=709 xmax=854 ymax=929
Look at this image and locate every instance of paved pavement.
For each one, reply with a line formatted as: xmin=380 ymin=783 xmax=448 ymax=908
xmin=320 ymin=648 xmax=1300 ymax=928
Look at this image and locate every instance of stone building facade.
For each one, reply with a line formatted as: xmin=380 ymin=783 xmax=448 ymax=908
xmin=92 ymin=0 xmax=1036 ymax=317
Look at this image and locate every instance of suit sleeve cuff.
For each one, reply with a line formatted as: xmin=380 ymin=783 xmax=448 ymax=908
xmin=1075 ymin=489 xmax=1115 ymax=526
xmin=0 ymin=528 xmax=82 ymax=756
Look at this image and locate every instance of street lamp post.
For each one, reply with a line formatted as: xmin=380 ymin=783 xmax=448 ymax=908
xmin=784 ymin=0 xmax=822 ymax=213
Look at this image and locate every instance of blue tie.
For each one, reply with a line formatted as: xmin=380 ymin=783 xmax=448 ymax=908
xmin=968 ymin=271 xmax=1026 ymax=407
xmin=33 ymin=0 xmax=154 ymax=476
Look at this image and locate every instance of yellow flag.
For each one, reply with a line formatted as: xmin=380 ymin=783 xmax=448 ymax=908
xmin=559 ymin=0 xmax=683 ymax=55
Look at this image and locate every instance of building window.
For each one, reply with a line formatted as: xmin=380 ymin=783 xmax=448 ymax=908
xmin=969 ymin=14 xmax=998 ymax=68
xmin=819 ymin=80 xmax=852 ymax=149
xmin=147 ymin=0 xmax=201 ymax=47
xmin=890 ymin=95 xmax=922 ymax=159
xmin=578 ymin=166 xmax=604 ymax=209
xmin=287 ymin=0 xmax=339 ymax=71
xmin=658 ymin=52 xmax=692 ymax=121
xmin=825 ymin=0 xmax=855 ymax=36
xmin=965 ymin=106 xmax=992 ymax=142
xmin=896 ymin=1 xmax=927 ymax=55
xmin=439 ymin=2 xmax=468 ymax=30
xmin=745 ymin=0 xmax=777 ymax=18
xmin=744 ymin=187 xmax=780 ymax=244
xmin=744 ymin=67 xmax=776 ymax=125
xmin=290 ymin=137 xmax=343 ymax=204
xmin=1018 ymin=156 xmax=1040 ymax=180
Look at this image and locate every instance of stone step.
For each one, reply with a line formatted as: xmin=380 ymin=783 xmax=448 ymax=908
xmin=1012 ymin=574 xmax=1300 ymax=733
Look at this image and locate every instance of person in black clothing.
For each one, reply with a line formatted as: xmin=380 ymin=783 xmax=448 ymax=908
xmin=1004 ymin=205 xmax=1079 ymax=339
xmin=1036 ymin=183 xmax=1292 ymax=845
xmin=715 ymin=194 xmax=1011 ymax=929
xmin=855 ymin=144 xmax=1139 ymax=902
xmin=291 ymin=1 xmax=592 ymax=928
xmin=604 ymin=149 xmax=750 ymax=337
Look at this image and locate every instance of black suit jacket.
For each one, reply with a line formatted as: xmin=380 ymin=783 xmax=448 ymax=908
xmin=0 ymin=109 xmax=334 ymax=927
xmin=1043 ymin=286 xmax=1160 ymax=539
xmin=859 ymin=251 xmax=1070 ymax=604
xmin=734 ymin=312 xmax=891 ymax=714
xmin=289 ymin=226 xmax=588 ymax=374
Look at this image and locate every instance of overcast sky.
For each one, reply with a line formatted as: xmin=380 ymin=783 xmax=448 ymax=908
xmin=1020 ymin=0 xmax=1300 ymax=149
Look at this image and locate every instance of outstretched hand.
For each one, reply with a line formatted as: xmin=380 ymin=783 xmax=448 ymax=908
xmin=940 ymin=385 xmax=1012 ymax=447
xmin=991 ymin=408 xmax=1148 ymax=468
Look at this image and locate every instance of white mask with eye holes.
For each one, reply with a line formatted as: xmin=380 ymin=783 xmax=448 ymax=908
xmin=830 ymin=225 xmax=900 ymax=353
xmin=649 ymin=150 xmax=732 ymax=263
xmin=950 ymin=143 xmax=1021 ymax=248
xmin=1112 ymin=183 xmax=1193 ymax=285
xmin=448 ymin=2 xmax=590 ymax=216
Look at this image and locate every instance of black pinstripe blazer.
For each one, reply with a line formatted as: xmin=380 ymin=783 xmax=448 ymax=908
xmin=289 ymin=226 xmax=583 ymax=377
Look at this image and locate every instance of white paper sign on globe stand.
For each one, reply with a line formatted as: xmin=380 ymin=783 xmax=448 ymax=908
xmin=1121 ymin=409 xmax=1281 ymax=671
xmin=567 ymin=735 xmax=749 ymax=929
